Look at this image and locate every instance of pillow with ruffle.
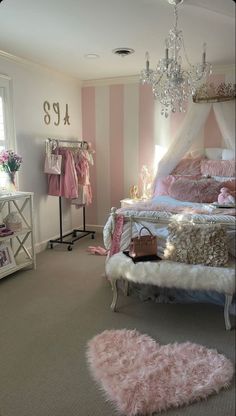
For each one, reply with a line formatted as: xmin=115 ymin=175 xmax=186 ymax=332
xmin=171 ymin=157 xmax=203 ymax=176
xmin=164 ymin=222 xmax=228 ymax=267
xmin=200 ymin=160 xmax=235 ymax=177
xmin=169 ymin=178 xmax=222 ymax=203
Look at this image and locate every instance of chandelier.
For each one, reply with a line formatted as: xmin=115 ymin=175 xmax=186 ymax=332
xmin=140 ymin=0 xmax=212 ymax=117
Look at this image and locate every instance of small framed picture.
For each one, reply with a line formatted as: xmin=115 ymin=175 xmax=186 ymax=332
xmin=0 ymin=243 xmax=16 ymax=272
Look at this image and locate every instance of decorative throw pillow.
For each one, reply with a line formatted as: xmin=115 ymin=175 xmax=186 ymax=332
xmin=164 ymin=222 xmax=229 ymax=267
xmin=169 ymin=178 xmax=222 ymax=203
xmin=171 ymin=157 xmax=203 ymax=176
xmin=200 ymin=160 xmax=235 ymax=177
xmin=222 ymin=149 xmax=234 ymax=161
xmin=205 ymin=148 xmax=223 ymax=160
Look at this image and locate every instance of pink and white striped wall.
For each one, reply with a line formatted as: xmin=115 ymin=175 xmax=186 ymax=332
xmin=82 ymin=73 xmax=230 ymax=227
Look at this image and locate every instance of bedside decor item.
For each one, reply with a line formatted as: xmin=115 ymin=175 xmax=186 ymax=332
xmin=3 ymin=211 xmax=22 ymax=232
xmin=129 ymin=185 xmax=139 ymax=200
xmin=140 ymin=0 xmax=212 ymax=117
xmin=217 ymin=187 xmax=235 ymax=206
xmin=87 ymin=329 xmax=234 ymax=416
xmin=129 ymin=226 xmax=157 ymax=259
xmin=0 ymin=149 xmax=22 ymax=192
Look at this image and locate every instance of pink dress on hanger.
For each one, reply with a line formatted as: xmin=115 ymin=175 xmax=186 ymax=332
xmin=72 ymin=149 xmax=93 ymax=205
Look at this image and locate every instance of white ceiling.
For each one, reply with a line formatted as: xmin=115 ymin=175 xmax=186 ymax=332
xmin=0 ymin=0 xmax=235 ymax=80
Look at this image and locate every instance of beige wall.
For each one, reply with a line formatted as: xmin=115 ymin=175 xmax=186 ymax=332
xmin=0 ymin=55 xmax=82 ymax=251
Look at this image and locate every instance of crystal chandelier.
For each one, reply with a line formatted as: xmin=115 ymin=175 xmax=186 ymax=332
xmin=140 ymin=0 xmax=212 ymax=117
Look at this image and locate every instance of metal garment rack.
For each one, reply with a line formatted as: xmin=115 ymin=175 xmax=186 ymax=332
xmin=47 ymin=138 xmax=95 ymax=251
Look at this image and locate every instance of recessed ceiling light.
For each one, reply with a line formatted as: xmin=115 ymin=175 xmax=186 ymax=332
xmin=84 ymin=54 xmax=100 ymax=59
xmin=112 ymin=48 xmax=135 ymax=57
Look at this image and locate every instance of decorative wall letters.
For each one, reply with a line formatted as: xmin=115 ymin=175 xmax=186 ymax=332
xmin=43 ymin=101 xmax=70 ymax=126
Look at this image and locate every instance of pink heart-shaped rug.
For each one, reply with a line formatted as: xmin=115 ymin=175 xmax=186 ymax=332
xmin=87 ymin=329 xmax=234 ymax=415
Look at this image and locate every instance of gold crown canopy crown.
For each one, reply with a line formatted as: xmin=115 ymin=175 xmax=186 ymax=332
xmin=193 ymin=82 xmax=236 ymax=103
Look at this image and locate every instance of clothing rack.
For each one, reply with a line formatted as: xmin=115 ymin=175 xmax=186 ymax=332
xmin=47 ymin=138 xmax=95 ymax=251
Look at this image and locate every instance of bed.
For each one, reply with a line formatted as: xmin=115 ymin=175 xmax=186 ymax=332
xmin=104 ymin=195 xmax=236 ymax=258
xmin=103 ymin=153 xmax=236 ymax=317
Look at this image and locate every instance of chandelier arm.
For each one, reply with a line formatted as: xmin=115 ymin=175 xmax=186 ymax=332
xmin=174 ymin=5 xmax=178 ymax=32
xmin=154 ymin=72 xmax=164 ymax=86
xmin=181 ymin=37 xmax=194 ymax=69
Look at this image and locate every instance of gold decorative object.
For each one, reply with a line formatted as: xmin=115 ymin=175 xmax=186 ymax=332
xmin=64 ymin=104 xmax=70 ymax=125
xmin=130 ymin=185 xmax=139 ymax=200
xmin=193 ymin=82 xmax=236 ymax=103
xmin=43 ymin=101 xmax=51 ymax=125
xmin=43 ymin=101 xmax=70 ymax=125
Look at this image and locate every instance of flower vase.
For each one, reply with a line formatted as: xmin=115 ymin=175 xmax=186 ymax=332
xmin=7 ymin=171 xmax=17 ymax=193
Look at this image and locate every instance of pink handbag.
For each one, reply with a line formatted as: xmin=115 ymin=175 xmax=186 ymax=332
xmin=129 ymin=226 xmax=157 ymax=259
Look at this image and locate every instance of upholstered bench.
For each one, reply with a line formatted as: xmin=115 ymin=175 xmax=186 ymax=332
xmin=106 ymin=253 xmax=235 ymax=330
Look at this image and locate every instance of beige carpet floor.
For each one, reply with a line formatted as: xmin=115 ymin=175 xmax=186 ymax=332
xmin=0 ymin=234 xmax=235 ymax=416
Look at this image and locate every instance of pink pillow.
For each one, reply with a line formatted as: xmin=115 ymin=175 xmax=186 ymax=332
xmin=169 ymin=178 xmax=222 ymax=203
xmin=153 ymin=175 xmax=175 ymax=196
xmin=200 ymin=160 xmax=235 ymax=177
xmin=171 ymin=157 xmax=203 ymax=176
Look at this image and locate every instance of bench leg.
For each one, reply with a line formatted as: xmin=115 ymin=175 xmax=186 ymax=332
xmin=123 ymin=279 xmax=129 ymax=296
xmin=224 ymin=294 xmax=233 ymax=330
xmin=110 ymin=278 xmax=118 ymax=312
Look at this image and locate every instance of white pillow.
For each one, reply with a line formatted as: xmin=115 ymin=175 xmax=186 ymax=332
xmin=222 ymin=148 xmax=234 ymax=160
xmin=205 ymin=148 xmax=223 ymax=160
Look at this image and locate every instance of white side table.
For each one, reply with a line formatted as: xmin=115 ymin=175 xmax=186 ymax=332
xmin=0 ymin=191 xmax=36 ymax=280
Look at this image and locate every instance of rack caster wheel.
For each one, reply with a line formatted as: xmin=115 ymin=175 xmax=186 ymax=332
xmin=68 ymin=245 xmax=73 ymax=251
xmin=50 ymin=243 xmax=53 ymax=249
xmin=91 ymin=233 xmax=95 ymax=239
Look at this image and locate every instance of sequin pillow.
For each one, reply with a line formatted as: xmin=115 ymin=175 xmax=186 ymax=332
xmin=164 ymin=222 xmax=229 ymax=267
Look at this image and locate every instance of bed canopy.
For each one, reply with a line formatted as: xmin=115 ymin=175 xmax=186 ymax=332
xmin=154 ymin=99 xmax=235 ymax=179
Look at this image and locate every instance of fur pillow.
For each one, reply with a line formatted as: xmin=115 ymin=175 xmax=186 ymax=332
xmin=171 ymin=157 xmax=203 ymax=176
xmin=153 ymin=175 xmax=201 ymax=197
xmin=200 ymin=160 xmax=235 ymax=177
xmin=169 ymin=178 xmax=222 ymax=203
xmin=164 ymin=222 xmax=229 ymax=267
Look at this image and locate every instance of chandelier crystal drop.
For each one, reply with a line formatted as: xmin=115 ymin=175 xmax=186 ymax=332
xmin=140 ymin=0 xmax=212 ymax=117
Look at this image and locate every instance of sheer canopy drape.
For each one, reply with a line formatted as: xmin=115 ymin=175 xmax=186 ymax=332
xmin=213 ymin=101 xmax=235 ymax=150
xmin=155 ymin=103 xmax=211 ymax=178
xmin=154 ymin=99 xmax=235 ymax=181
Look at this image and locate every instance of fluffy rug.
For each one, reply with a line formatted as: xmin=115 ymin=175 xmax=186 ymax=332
xmin=86 ymin=329 xmax=234 ymax=416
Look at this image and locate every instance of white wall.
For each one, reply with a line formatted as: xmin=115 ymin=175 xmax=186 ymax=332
xmin=0 ymin=54 xmax=82 ymax=251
